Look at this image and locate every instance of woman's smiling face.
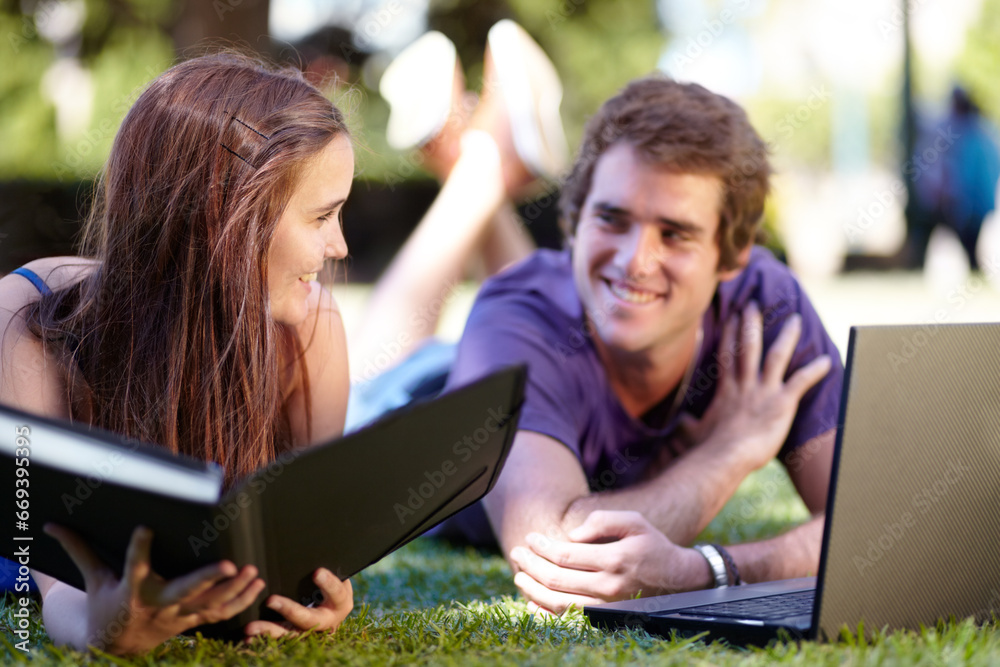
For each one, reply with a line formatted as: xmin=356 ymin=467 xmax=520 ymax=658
xmin=268 ymin=134 xmax=354 ymax=326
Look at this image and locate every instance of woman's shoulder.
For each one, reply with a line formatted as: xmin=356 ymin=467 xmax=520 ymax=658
xmin=0 ymin=256 xmax=99 ymax=307
xmin=286 ymin=282 xmax=349 ymax=447
xmin=21 ymin=256 xmax=99 ymax=287
xmin=294 ymin=282 xmax=345 ymax=351
xmin=295 ymin=282 xmax=347 ymax=366
xmin=0 ymin=256 xmax=96 ymax=420
xmin=0 ymin=255 xmax=97 ymax=350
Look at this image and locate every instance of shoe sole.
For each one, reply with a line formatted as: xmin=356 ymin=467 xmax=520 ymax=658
xmin=487 ymin=20 xmax=569 ymax=179
xmin=380 ymin=31 xmax=457 ymax=150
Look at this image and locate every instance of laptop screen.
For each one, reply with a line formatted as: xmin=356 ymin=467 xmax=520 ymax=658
xmin=816 ymin=323 xmax=1000 ymax=639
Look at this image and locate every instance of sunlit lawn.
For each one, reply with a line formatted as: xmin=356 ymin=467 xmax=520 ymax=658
xmin=4 ymin=461 xmax=999 ymax=665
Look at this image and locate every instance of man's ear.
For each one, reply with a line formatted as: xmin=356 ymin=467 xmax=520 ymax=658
xmin=565 ymin=224 xmax=577 ymax=251
xmin=717 ymin=243 xmax=752 ymax=282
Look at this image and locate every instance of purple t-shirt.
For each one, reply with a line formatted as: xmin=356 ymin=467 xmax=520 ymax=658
xmin=436 ymin=246 xmax=843 ymax=545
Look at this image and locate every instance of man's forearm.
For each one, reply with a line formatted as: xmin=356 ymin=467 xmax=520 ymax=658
xmin=563 ymin=436 xmax=755 ymax=546
xmin=727 ymin=515 xmax=824 ymax=584
xmin=483 ymin=431 xmax=592 ymax=559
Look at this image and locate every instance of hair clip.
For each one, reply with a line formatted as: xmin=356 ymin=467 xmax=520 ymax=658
xmin=220 ymin=142 xmax=254 ymax=167
xmin=220 ymin=115 xmax=271 ymax=168
xmin=230 ymin=116 xmax=271 ymax=141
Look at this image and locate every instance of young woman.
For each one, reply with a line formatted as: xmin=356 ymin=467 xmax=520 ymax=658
xmin=0 ymin=52 xmax=358 ymax=653
xmin=0 ymin=40 xmax=554 ymax=653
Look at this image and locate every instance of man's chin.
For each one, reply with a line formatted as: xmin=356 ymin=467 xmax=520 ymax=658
xmin=593 ymin=329 xmax=656 ymax=357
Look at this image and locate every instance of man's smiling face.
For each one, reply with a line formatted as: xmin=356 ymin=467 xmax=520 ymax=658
xmin=570 ymin=141 xmax=741 ymax=356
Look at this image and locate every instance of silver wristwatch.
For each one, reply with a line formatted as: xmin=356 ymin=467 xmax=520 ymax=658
xmin=693 ymin=543 xmax=729 ymax=588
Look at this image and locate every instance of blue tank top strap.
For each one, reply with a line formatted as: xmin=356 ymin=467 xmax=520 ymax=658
xmin=11 ymin=267 xmax=53 ymax=296
xmin=9 ymin=266 xmax=84 ymax=362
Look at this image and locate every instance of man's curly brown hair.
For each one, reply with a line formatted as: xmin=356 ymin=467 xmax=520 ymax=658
xmin=559 ymin=75 xmax=770 ymax=270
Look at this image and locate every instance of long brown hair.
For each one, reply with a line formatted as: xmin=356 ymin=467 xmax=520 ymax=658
xmin=27 ymin=53 xmax=349 ymax=485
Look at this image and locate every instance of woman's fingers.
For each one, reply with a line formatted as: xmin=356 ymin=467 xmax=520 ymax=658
xmin=122 ymin=526 xmax=154 ymax=592
xmin=314 ymin=569 xmax=352 ymax=614
xmin=265 ymin=595 xmax=318 ymax=630
xmin=180 ymin=564 xmax=260 ymax=610
xmin=175 ymin=571 xmax=265 ymax=627
xmin=203 ymin=576 xmax=266 ymax=623
xmin=313 ymin=568 xmax=354 ymax=628
xmin=43 ymin=523 xmax=111 ymax=590
xmin=244 ymin=619 xmax=291 ymax=639
xmin=264 ymin=569 xmax=352 ymax=631
xmin=158 ymin=560 xmax=241 ymax=606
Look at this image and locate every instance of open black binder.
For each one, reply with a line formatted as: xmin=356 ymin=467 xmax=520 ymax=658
xmin=0 ymin=366 xmax=525 ymax=637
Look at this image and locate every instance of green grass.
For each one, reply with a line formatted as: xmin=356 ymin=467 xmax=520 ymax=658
xmin=4 ymin=462 xmax=999 ymax=664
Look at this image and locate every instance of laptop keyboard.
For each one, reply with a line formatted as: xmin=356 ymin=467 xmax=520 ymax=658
xmin=675 ymin=589 xmax=815 ymax=621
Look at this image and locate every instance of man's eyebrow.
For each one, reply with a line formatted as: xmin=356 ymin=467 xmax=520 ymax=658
xmin=593 ymin=202 xmax=703 ymax=235
xmin=657 ymin=218 xmax=703 ymax=236
xmin=308 ymin=198 xmax=347 ymax=214
xmin=593 ymin=202 xmax=629 ymax=216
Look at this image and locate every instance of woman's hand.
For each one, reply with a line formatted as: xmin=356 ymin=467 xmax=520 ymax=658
xmin=44 ymin=523 xmax=265 ymax=655
xmin=244 ymin=569 xmax=353 ymax=638
xmin=508 ymin=510 xmax=710 ymax=615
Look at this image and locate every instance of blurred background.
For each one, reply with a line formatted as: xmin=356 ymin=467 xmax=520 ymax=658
xmin=2 ymin=0 xmax=999 ymax=354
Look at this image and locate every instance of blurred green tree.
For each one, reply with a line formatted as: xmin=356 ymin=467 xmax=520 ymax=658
xmin=955 ymin=0 xmax=1000 ymax=124
xmin=1 ymin=0 xmax=176 ymax=180
xmin=0 ymin=0 xmax=277 ymax=181
xmin=7 ymin=0 xmax=994 ymax=188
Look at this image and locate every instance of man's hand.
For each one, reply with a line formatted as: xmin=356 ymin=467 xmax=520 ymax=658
xmin=673 ymin=302 xmax=831 ymax=473
xmin=244 ymin=569 xmax=353 ymax=639
xmin=508 ymin=510 xmax=711 ymax=615
xmin=45 ymin=523 xmax=265 ymax=655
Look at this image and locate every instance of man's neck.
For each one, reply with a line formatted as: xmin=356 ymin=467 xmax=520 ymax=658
xmin=593 ymin=325 xmax=702 ymax=419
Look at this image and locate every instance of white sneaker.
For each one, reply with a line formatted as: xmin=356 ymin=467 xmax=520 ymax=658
xmin=486 ymin=20 xmax=569 ymax=180
xmin=380 ymin=31 xmax=458 ymax=151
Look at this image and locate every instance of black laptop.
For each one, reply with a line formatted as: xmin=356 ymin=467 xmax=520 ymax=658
xmin=585 ymin=323 xmax=1000 ymax=645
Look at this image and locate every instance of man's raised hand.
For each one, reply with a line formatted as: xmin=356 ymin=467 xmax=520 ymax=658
xmin=674 ymin=302 xmax=831 ymax=473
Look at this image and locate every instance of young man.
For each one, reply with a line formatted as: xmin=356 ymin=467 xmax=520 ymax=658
xmin=435 ymin=76 xmax=842 ymax=614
